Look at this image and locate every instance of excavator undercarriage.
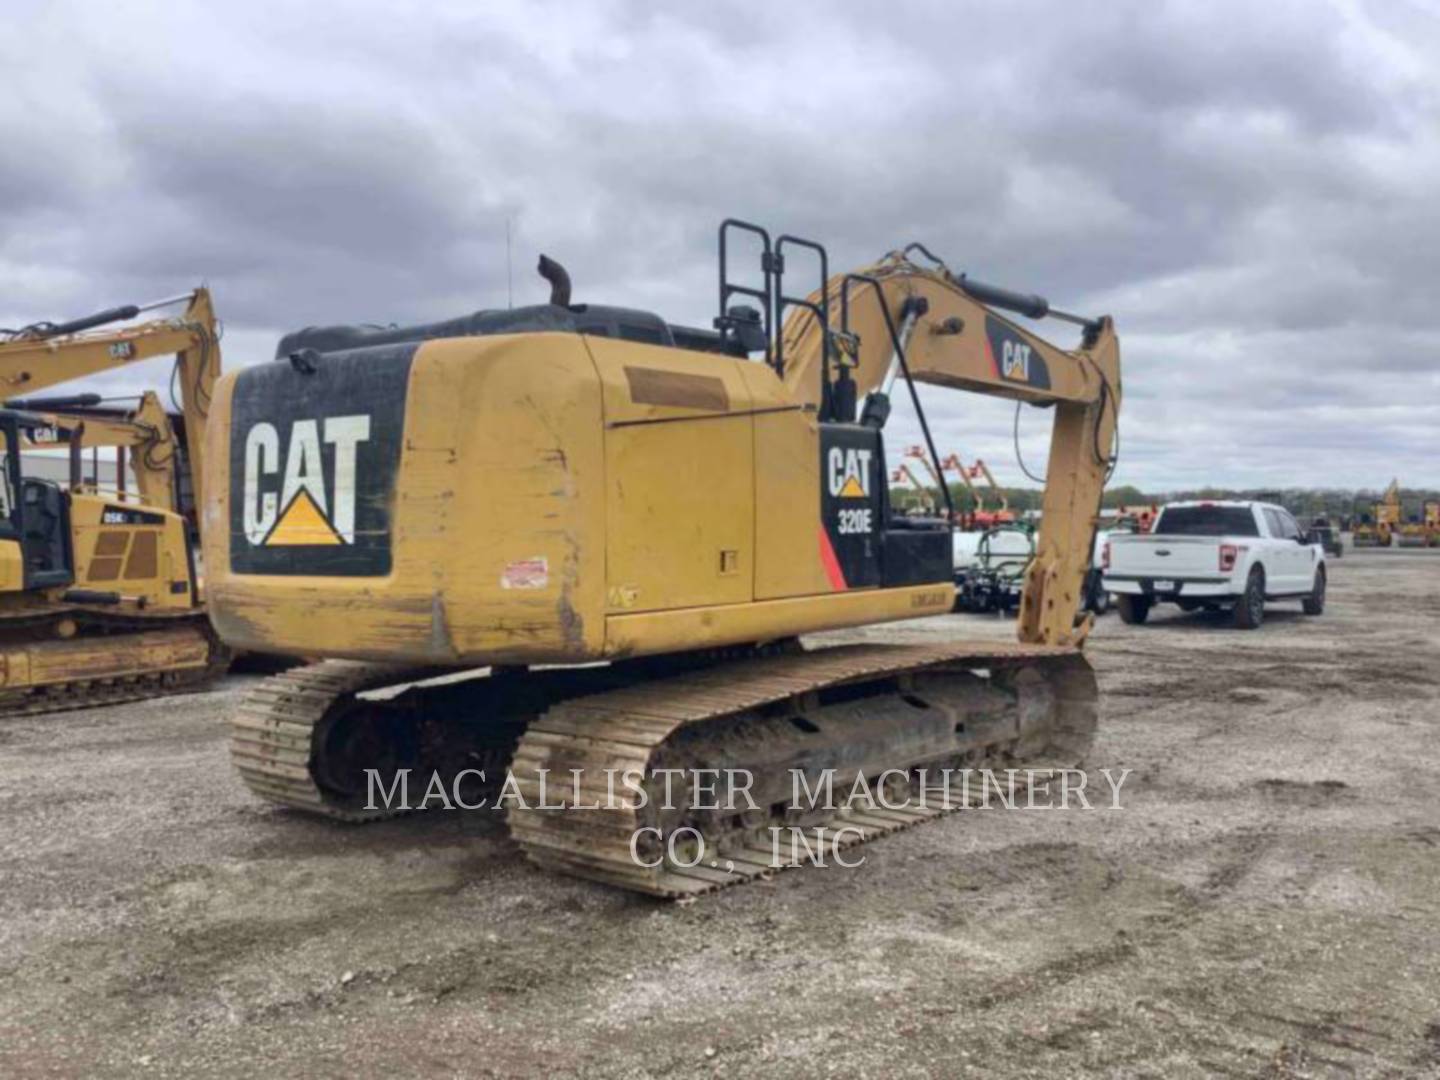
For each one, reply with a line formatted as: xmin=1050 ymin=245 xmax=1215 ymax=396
xmin=231 ymin=641 xmax=1095 ymax=896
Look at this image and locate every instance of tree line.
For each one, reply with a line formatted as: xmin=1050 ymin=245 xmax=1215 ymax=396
xmin=891 ymin=482 xmax=1440 ymax=522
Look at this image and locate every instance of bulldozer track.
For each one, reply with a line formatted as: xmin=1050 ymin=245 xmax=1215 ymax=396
xmin=0 ymin=620 xmax=229 ymax=718
xmin=509 ymin=641 xmax=1095 ymax=898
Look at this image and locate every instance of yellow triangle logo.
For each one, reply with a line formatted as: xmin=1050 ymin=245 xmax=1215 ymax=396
xmin=838 ymin=475 xmax=867 ymax=498
xmin=264 ymin=489 xmax=343 ymax=546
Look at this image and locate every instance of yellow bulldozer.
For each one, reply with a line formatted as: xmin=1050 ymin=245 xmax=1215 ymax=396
xmin=0 ymin=290 xmax=228 ymax=714
xmin=205 ymin=222 xmax=1120 ymax=897
xmin=1396 ymin=497 xmax=1439 ymax=548
xmin=1352 ymin=480 xmax=1401 ymax=548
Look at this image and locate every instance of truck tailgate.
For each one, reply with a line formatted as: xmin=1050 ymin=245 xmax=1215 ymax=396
xmin=1108 ymin=535 xmax=1220 ymax=578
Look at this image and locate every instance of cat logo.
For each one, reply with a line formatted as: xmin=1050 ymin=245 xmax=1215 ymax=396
xmin=827 ymin=447 xmax=872 ymax=499
xmin=985 ymin=315 xmax=1052 ymax=390
xmin=242 ymin=416 xmax=371 ymax=546
xmin=1001 ymin=340 xmax=1032 ymax=381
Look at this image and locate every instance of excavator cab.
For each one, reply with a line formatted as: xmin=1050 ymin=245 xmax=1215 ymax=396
xmin=0 ymin=410 xmax=76 ymax=592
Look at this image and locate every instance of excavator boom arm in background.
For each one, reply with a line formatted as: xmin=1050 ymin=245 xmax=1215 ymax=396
xmin=15 ymin=391 xmax=180 ymax=513
xmin=1 ymin=288 xmax=220 ymax=509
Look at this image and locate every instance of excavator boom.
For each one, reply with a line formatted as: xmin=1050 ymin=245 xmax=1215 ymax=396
xmin=1 ymin=288 xmax=219 ymax=508
xmin=778 ymin=249 xmax=1118 ymax=646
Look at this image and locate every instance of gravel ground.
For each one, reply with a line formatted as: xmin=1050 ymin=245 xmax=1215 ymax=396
xmin=2 ymin=547 xmax=1438 ymax=1078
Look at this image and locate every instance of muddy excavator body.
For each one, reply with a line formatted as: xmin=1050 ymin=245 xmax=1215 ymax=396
xmin=207 ymin=221 xmax=1121 ymax=896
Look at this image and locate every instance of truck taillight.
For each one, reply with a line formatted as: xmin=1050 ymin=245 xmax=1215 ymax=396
xmin=1219 ymin=543 xmax=1238 ymax=572
xmin=1101 ymin=541 xmax=1110 ymax=570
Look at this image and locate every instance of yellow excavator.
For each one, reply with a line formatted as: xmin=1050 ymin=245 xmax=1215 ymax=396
xmin=0 ymin=290 xmax=227 ymax=714
xmin=205 ymin=222 xmax=1120 ymax=897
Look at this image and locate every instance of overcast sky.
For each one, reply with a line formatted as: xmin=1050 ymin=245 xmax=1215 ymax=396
xmin=4 ymin=0 xmax=1436 ymax=492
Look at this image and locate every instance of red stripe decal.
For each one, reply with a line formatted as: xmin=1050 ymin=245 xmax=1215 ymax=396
xmin=818 ymin=525 xmax=848 ymax=591
xmin=984 ymin=335 xmax=1000 ymax=379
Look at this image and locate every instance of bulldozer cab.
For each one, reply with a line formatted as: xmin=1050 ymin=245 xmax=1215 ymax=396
xmin=0 ymin=410 xmax=75 ymax=592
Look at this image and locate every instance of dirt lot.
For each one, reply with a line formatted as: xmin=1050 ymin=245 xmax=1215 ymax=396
xmin=2 ymin=548 xmax=1438 ymax=1078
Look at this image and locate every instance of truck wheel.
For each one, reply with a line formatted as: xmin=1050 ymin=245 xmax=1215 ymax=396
xmin=1302 ymin=566 xmax=1326 ymax=615
xmin=1117 ymin=594 xmax=1151 ymax=625
xmin=1085 ymin=571 xmax=1111 ymax=615
xmin=1233 ymin=568 xmax=1265 ymax=629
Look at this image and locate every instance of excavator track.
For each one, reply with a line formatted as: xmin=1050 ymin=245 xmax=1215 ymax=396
xmin=0 ymin=618 xmax=228 ymax=718
xmin=229 ymin=643 xmax=1096 ymax=899
xmin=229 ymin=660 xmax=436 ymax=822
xmin=509 ymin=641 xmax=1096 ymax=898
xmin=227 ymin=650 xmax=777 ymax=823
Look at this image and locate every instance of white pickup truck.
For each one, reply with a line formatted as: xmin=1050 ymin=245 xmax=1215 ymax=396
xmin=1101 ymin=500 xmax=1326 ymax=629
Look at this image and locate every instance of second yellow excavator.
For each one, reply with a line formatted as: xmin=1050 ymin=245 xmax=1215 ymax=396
xmin=0 ymin=290 xmax=227 ymax=715
xmin=206 ymin=222 xmax=1121 ymax=898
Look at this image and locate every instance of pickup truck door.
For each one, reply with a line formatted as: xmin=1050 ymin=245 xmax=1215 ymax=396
xmin=1263 ymin=508 xmax=1306 ymax=593
xmin=1279 ymin=509 xmax=1317 ymax=593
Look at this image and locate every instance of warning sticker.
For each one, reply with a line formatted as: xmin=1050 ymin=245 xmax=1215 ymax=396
xmin=501 ymin=557 xmax=549 ymax=590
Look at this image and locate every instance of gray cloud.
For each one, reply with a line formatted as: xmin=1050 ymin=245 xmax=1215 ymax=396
xmin=2 ymin=0 xmax=1435 ymax=490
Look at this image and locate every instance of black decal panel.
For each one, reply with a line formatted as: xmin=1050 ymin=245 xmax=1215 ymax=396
xmin=100 ymin=505 xmax=166 ymax=527
xmin=228 ymin=346 xmax=414 ymax=576
xmin=984 ymin=315 xmax=1052 ymax=390
xmin=819 ymin=425 xmax=883 ymax=589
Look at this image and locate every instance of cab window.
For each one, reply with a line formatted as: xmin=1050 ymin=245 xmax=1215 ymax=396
xmin=1268 ymin=509 xmax=1301 ymax=541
